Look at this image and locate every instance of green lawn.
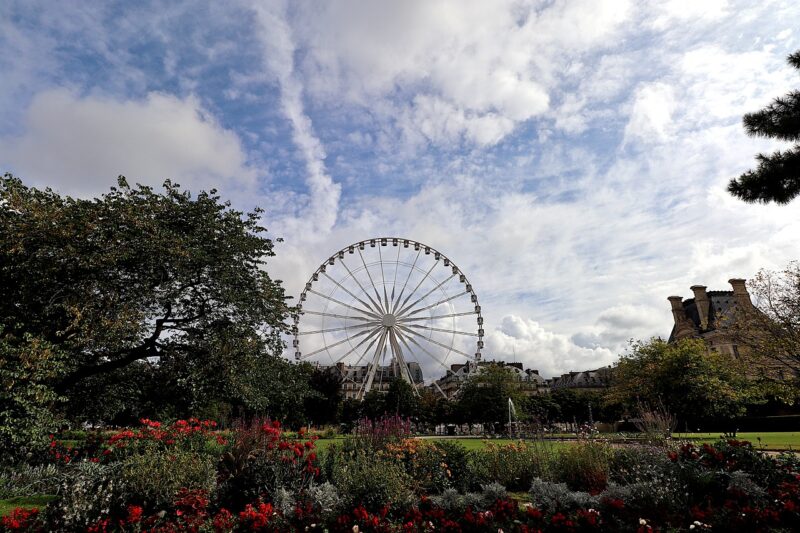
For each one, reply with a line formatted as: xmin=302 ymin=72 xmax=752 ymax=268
xmin=672 ymin=431 xmax=800 ymax=450
xmin=0 ymin=495 xmax=56 ymax=517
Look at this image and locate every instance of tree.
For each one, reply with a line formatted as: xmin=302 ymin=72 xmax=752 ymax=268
xmin=728 ymin=50 xmax=800 ymax=204
xmin=728 ymin=263 xmax=800 ymax=386
xmin=0 ymin=332 xmax=67 ymax=462
xmin=0 ymin=175 xmax=291 ymax=422
xmin=608 ymin=338 xmax=763 ymax=428
xmin=384 ymin=379 xmax=419 ymax=418
xmin=304 ymin=367 xmax=343 ymax=426
xmin=455 ymin=364 xmax=526 ymax=430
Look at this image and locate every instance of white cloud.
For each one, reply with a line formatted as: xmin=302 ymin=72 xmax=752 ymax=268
xmin=252 ymin=0 xmax=341 ymax=236
xmin=292 ymin=0 xmax=631 ymax=147
xmin=623 ymin=83 xmax=676 ymax=145
xmin=486 ymin=315 xmax=616 ymax=377
xmin=0 ymin=89 xmax=256 ymax=197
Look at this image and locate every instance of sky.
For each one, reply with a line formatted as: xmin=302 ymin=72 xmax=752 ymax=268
xmin=1 ymin=0 xmax=799 ymax=378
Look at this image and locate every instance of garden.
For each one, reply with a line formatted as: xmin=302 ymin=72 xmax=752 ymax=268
xmin=3 ymin=178 xmax=800 ymax=532
xmin=2 ymin=415 xmax=800 ymax=532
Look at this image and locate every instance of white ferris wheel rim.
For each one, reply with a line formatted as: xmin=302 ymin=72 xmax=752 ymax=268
xmin=292 ymin=237 xmax=484 ymax=399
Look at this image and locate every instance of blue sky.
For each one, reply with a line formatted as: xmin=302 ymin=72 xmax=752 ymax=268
xmin=2 ymin=0 xmax=800 ymax=376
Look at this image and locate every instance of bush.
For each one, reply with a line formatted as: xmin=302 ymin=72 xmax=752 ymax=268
xmin=0 ymin=464 xmax=63 ymax=499
xmin=328 ymin=450 xmax=413 ymax=511
xmin=215 ymin=419 xmax=321 ymax=511
xmin=469 ymin=440 xmax=553 ymax=491
xmin=120 ymin=449 xmax=216 ymax=508
xmin=45 ymin=462 xmax=123 ymax=531
xmin=554 ymin=441 xmax=613 ymax=493
xmin=528 ymin=478 xmax=598 ymax=514
xmin=609 ymin=444 xmax=675 ymax=485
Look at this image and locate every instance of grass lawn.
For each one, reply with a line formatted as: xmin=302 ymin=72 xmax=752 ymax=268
xmin=673 ymin=431 xmax=800 ymax=450
xmin=0 ymin=495 xmax=56 ymax=517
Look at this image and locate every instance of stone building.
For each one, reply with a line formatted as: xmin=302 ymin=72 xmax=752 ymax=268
xmin=322 ymin=358 xmax=424 ymax=400
xmin=667 ymin=278 xmax=752 ymax=357
xmin=432 ymin=360 xmax=548 ymax=400
xmin=548 ymin=367 xmax=613 ymax=391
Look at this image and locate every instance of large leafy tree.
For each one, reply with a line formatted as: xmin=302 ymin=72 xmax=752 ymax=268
xmin=728 ymin=50 xmax=800 ymax=204
xmin=0 ymin=175 xmax=292 ymax=420
xmin=455 ymin=364 xmax=526 ymax=429
xmin=608 ymin=338 xmax=762 ymax=427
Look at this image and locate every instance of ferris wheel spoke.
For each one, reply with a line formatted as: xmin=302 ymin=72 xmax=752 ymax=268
xmin=405 ymin=324 xmax=478 ymax=337
xmin=396 ymin=258 xmax=439 ymax=315
xmin=336 ymin=326 xmax=384 ymax=366
xmin=357 ymin=247 xmax=385 ymax=313
xmin=390 ymin=245 xmax=401 ymax=303
xmin=397 ymin=311 xmax=477 ymax=322
xmin=297 ymin=321 xmax=380 ymax=336
xmin=346 ymin=327 xmax=383 ymax=366
xmin=300 ymin=326 xmax=376 ymax=358
xmin=301 ymin=310 xmax=376 ymax=321
xmin=394 ymin=327 xmax=460 ymax=378
xmin=387 ymin=328 xmax=413 ymax=386
xmin=361 ymin=328 xmax=388 ymax=398
xmin=391 ymin=249 xmax=421 ymax=314
xmin=307 ymin=289 xmax=382 ymax=320
xmin=377 ymin=244 xmax=390 ymax=310
xmin=403 ymin=290 xmax=469 ymax=318
xmin=338 ymin=258 xmax=384 ymax=315
xmin=395 ymin=273 xmax=456 ymax=317
xmin=396 ymin=323 xmax=474 ymax=359
xmin=322 ymin=271 xmax=381 ymax=317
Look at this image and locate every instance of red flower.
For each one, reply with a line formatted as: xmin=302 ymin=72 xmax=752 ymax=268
xmin=1 ymin=508 xmax=39 ymax=531
xmin=125 ymin=504 xmax=144 ymax=524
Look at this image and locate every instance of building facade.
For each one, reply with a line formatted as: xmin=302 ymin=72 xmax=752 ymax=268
xmin=321 ymin=358 xmax=424 ymax=400
xmin=432 ymin=360 xmax=548 ymax=400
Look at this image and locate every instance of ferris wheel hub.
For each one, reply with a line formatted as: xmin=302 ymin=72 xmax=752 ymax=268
xmin=381 ymin=313 xmax=397 ymax=328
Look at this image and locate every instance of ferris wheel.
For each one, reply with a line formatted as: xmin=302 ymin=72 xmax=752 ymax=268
xmin=292 ymin=238 xmax=483 ymax=400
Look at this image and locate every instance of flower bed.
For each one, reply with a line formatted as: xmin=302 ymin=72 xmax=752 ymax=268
xmin=2 ymin=417 xmax=799 ymax=532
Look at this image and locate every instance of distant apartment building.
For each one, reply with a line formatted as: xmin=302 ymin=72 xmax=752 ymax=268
xmin=432 ymin=360 xmax=548 ymax=400
xmin=548 ymin=367 xmax=613 ymax=391
xmin=320 ymin=358 xmax=424 ymax=400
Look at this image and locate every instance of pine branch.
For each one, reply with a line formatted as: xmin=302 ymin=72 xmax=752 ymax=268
xmin=743 ymin=91 xmax=800 ymax=141
xmin=728 ymin=145 xmax=800 ymax=204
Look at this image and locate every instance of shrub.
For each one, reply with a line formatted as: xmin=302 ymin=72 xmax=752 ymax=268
xmin=329 ymin=450 xmax=413 ymax=512
xmin=0 ymin=463 xmax=63 ymax=499
xmin=554 ymin=441 xmax=613 ymax=493
xmin=528 ymin=478 xmax=599 ymax=514
xmin=381 ymin=438 xmax=469 ymax=494
xmin=45 ymin=461 xmax=123 ymax=531
xmin=215 ymin=419 xmax=321 ymax=511
xmin=469 ymin=440 xmax=553 ymax=491
xmin=120 ymin=449 xmax=216 ymax=508
xmin=610 ymin=444 xmax=675 ymax=485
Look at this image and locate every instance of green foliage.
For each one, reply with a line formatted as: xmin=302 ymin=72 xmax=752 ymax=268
xmin=0 ymin=174 xmax=295 ymax=425
xmin=609 ymin=338 xmax=762 ymax=425
xmin=455 ymin=363 xmax=527 ymax=427
xmin=554 ymin=441 xmax=613 ymax=493
xmin=46 ymin=462 xmax=123 ymax=530
xmin=304 ymin=367 xmax=343 ymax=426
xmin=0 ymin=332 xmax=67 ymax=463
xmin=384 ymin=378 xmax=419 ymax=418
xmin=728 ymin=50 xmax=800 ymax=204
xmin=468 ymin=441 xmax=554 ymax=491
xmin=327 ymin=450 xmax=414 ymax=511
xmin=0 ymin=464 xmax=63 ymax=499
xmin=729 ymin=262 xmax=800 ymax=383
xmin=120 ymin=450 xmax=217 ymax=508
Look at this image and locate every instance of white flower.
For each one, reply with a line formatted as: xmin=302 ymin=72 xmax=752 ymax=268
xmin=639 ymin=518 xmax=647 ymax=525
xmin=690 ymin=526 xmax=695 ymax=530
xmin=352 ymin=526 xmax=359 ymax=533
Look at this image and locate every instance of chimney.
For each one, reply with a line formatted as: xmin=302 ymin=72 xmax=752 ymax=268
xmin=691 ymin=285 xmax=710 ymax=330
xmin=668 ymin=296 xmax=684 ymax=326
xmin=729 ymin=278 xmax=751 ymax=308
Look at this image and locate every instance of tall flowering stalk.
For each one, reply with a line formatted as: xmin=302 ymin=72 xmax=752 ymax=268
xmin=353 ymin=415 xmax=412 ymax=451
